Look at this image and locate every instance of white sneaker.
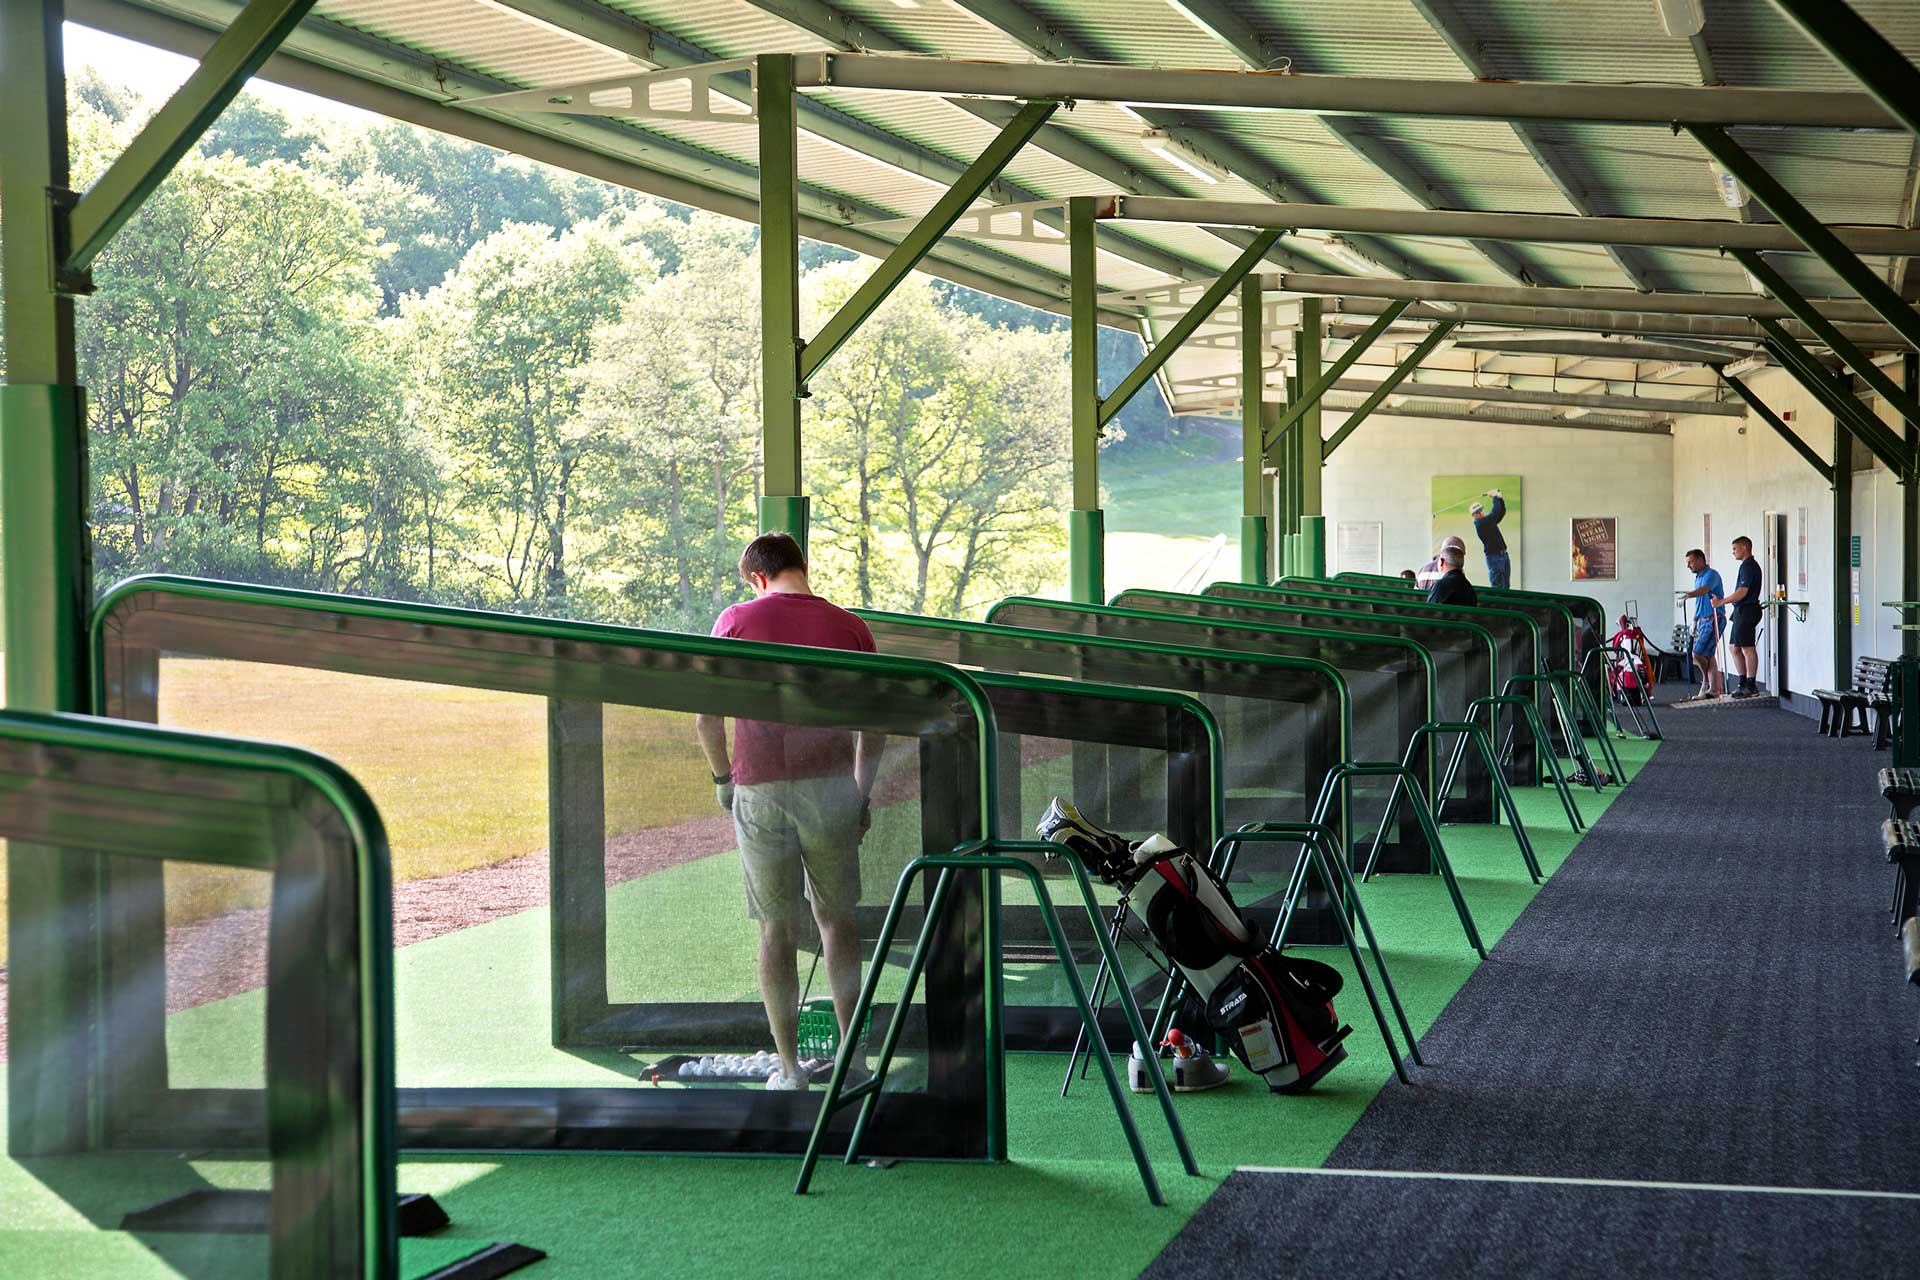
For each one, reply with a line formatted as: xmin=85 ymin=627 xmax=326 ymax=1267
xmin=766 ymin=1066 xmax=809 ymax=1091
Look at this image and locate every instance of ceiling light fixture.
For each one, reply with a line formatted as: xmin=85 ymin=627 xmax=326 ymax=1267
xmin=1321 ymin=236 xmax=1386 ymax=275
xmin=1140 ymin=130 xmax=1227 ymax=185
xmin=1656 ymin=0 xmax=1705 ymax=38
xmin=1708 ymin=160 xmax=1748 ymax=209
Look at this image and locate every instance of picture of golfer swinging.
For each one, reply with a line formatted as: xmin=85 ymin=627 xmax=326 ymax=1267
xmin=1678 ymin=547 xmax=1726 ymax=701
xmin=1431 ymin=476 xmax=1521 ymax=590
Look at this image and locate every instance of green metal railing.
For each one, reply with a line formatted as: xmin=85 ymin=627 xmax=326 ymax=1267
xmin=797 ymin=842 xmax=1199 ymax=1205
xmin=0 ymin=708 xmax=397 ymax=1280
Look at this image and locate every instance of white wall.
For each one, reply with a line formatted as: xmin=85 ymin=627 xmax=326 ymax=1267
xmin=1666 ymin=362 xmax=1907 ymax=701
xmin=1321 ymin=412 xmax=1674 ymax=627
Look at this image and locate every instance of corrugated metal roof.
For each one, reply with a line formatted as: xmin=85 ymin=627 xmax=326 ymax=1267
xmin=107 ymin=0 xmax=1920 ymax=418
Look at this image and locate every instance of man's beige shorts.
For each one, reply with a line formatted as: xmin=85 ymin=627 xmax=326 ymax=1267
xmin=732 ymin=775 xmax=863 ymax=925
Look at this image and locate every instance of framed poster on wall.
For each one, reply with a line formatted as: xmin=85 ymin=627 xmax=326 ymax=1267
xmin=1571 ymin=517 xmax=1617 ymax=581
xmin=1433 ymin=475 xmax=1520 ymax=588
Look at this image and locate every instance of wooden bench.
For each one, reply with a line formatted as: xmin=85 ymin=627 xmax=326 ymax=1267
xmin=1885 ymin=819 xmax=1920 ymax=929
xmin=1882 ymin=768 xmax=1920 ymax=821
xmin=1814 ymin=657 xmax=1896 ymax=746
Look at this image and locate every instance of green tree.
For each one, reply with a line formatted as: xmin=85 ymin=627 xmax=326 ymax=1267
xmin=400 ymin=217 xmax=649 ymax=613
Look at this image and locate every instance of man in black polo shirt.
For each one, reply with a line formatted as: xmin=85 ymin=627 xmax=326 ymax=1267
xmin=1715 ymin=535 xmax=1765 ymax=698
xmin=1427 ymin=546 xmax=1479 ymax=607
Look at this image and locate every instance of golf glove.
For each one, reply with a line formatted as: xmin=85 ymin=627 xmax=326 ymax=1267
xmin=715 ymin=780 xmax=735 ymax=812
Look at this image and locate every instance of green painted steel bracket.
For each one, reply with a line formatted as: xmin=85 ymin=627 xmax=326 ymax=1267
xmin=1770 ymin=0 xmax=1920 ymax=138
xmin=1262 ymin=301 xmax=1410 ymax=448
xmin=1737 ymin=250 xmax=1919 ymax=469
xmin=1212 ymin=826 xmax=1415 ymax=1079
xmin=1309 ymin=761 xmax=1485 ymax=957
xmin=1097 ymin=228 xmax=1283 ymax=428
xmin=1401 ymin=721 xmax=1541 ymax=883
xmin=1715 ymin=370 xmax=1835 ymax=484
xmin=1321 ymin=322 xmax=1458 ymax=457
xmin=1688 ymin=124 xmax=1920 ymax=355
xmin=65 ymin=0 xmax=319 ymax=277
xmin=1759 ymin=321 xmax=1910 ymax=474
xmin=795 ymin=844 xmax=1198 ymax=1205
xmin=800 ymin=98 xmax=1060 ymax=382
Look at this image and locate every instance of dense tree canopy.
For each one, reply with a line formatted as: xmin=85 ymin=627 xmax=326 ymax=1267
xmin=0 ymin=84 xmax=1207 ymax=629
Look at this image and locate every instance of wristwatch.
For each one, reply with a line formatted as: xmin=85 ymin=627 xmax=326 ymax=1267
xmin=712 ymin=770 xmax=733 ymax=785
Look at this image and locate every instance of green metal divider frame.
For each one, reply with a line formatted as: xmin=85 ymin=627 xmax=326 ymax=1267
xmin=1464 ymin=696 xmax=1585 ymax=832
xmin=1216 ymin=826 xmax=1418 ymax=1075
xmin=1300 ymin=575 xmax=1588 ymax=676
xmin=0 ymin=708 xmax=398 ymax=1280
xmin=1505 ymin=671 xmax=1617 ymax=785
xmin=798 ymin=842 xmax=1199 ymax=1205
xmin=1391 ymin=724 xmax=1539 ymax=882
xmin=985 ymin=595 xmax=1439 ymax=834
xmin=1117 ymin=587 xmax=1506 ymax=821
xmin=90 ymin=575 xmax=1010 ymax=1160
xmin=854 ymin=608 xmax=1355 ymax=877
xmin=1308 ymin=762 xmax=1485 ymax=957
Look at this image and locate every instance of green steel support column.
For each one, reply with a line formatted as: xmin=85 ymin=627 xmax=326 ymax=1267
xmin=1299 ymin=515 xmax=1327 ymax=578
xmin=65 ymin=0 xmax=319 ymax=274
xmin=1836 ymin=416 xmax=1854 ymax=685
xmin=1299 ymin=298 xmax=1324 ymax=519
xmin=1323 ymin=323 xmax=1460 ymax=457
xmin=756 ymin=54 xmax=808 ymax=550
xmin=1241 ymin=276 xmax=1268 ymax=583
xmin=1906 ymin=354 xmax=1919 ymax=658
xmin=1261 ymin=402 xmax=1282 ymax=581
xmin=1 ymin=0 xmax=94 ymax=1158
xmin=1069 ymin=197 xmax=1103 ymax=603
xmin=1690 ymin=125 xmax=1920 ymax=354
xmin=1263 ymin=301 xmax=1410 ymax=444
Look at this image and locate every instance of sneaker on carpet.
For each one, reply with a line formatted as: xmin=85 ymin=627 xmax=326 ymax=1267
xmin=766 ymin=1066 xmax=809 ymax=1091
xmin=1128 ymin=1032 xmax=1231 ymax=1093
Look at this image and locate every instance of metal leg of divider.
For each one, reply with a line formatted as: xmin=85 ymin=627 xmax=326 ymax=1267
xmin=1226 ymin=827 xmax=1413 ymax=1082
xmin=1063 ymin=899 xmax=1133 ymax=1096
xmin=1549 ymin=682 xmax=1605 ymax=792
xmin=799 ymin=853 xmax=1190 ymax=1203
xmin=1567 ymin=673 xmax=1623 ymax=777
xmin=1318 ymin=767 xmax=1483 ymax=957
xmin=1470 ymin=697 xmax=1582 ymax=832
xmin=1241 ymin=826 xmax=1420 ymax=1076
xmin=1404 ymin=725 xmax=1538 ymax=885
xmin=799 ymin=865 xmax=953 ymax=1196
xmin=1052 ymin=852 xmax=1199 ymax=1179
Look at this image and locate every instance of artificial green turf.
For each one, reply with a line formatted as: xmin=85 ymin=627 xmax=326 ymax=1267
xmin=4 ymin=736 xmax=1654 ymax=1278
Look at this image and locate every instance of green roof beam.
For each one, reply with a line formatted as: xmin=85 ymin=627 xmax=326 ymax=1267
xmin=800 ymin=99 xmax=1059 ymax=383
xmin=1759 ymin=319 xmax=1910 ymax=474
xmin=1098 ymin=229 xmax=1281 ymax=428
xmin=1263 ymin=301 xmax=1410 ymax=449
xmin=1714 ymin=370 xmax=1834 ymax=484
xmin=66 ymin=0 xmax=317 ymax=275
xmin=1322 ymin=323 xmax=1460 ymax=458
xmin=1689 ymin=124 xmax=1920 ymax=354
xmin=1770 ymin=0 xmax=1920 ymax=139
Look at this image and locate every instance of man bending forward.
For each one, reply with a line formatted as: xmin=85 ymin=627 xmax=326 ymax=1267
xmin=696 ymin=532 xmax=882 ymax=1090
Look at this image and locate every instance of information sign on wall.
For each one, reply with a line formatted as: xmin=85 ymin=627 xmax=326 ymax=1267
xmin=1336 ymin=521 xmax=1383 ymax=576
xmin=1570 ymin=517 xmax=1617 ymax=581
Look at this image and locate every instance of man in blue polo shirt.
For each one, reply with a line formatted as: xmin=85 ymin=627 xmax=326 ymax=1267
xmin=1677 ymin=548 xmax=1725 ymax=702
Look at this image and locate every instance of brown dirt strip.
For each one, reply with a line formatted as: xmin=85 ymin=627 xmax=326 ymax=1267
xmin=0 ymin=813 xmax=737 ymax=1063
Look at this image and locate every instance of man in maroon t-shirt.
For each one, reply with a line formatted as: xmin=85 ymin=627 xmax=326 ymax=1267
xmin=695 ymin=532 xmax=881 ymax=1090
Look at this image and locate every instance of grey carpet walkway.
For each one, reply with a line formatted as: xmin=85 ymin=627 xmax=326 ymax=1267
xmin=1146 ymin=703 xmax=1920 ymax=1278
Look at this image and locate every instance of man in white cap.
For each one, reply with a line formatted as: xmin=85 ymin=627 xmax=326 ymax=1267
xmin=1416 ymin=535 xmax=1466 ymax=591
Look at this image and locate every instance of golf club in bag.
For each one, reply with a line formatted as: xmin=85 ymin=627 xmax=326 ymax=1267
xmin=1036 ymin=798 xmax=1351 ymax=1092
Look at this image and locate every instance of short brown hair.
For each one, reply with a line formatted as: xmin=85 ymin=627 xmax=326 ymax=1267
xmin=740 ymin=531 xmax=807 ymax=579
xmin=1685 ymin=548 xmax=1705 ymax=561
xmin=1732 ymin=535 xmax=1752 ymax=550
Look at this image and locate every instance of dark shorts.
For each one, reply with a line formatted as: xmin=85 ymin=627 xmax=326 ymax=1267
xmin=1729 ymin=607 xmax=1761 ymax=647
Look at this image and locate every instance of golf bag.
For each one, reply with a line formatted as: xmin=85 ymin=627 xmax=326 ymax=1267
xmin=1036 ymin=798 xmax=1350 ymax=1092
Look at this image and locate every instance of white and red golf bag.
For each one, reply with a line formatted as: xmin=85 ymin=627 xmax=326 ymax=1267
xmin=1037 ymin=798 xmax=1350 ymax=1092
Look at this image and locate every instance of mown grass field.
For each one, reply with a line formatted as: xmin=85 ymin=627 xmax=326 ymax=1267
xmin=0 ymin=660 xmax=719 ymax=963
